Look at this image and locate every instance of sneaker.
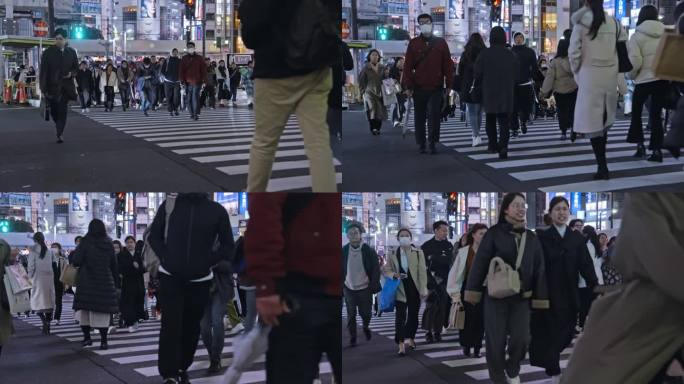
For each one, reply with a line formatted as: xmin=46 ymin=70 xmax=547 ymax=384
xmin=363 ymin=327 xmax=372 ymax=341
xmin=223 ymin=318 xmax=231 ymax=330
xmin=108 ymin=325 xmax=117 ymax=335
xmin=128 ymin=323 xmax=139 ymax=333
xmin=561 ymin=133 xmax=567 ymax=141
xmin=506 ymin=374 xmax=521 ymax=384
xmin=425 ymin=332 xmax=434 ymax=343
xmin=174 ymin=110 xmax=179 ymax=116
xmin=162 ymin=379 xmax=178 ymax=384
xmin=207 ymin=360 xmax=222 ymax=374
xmin=472 ymin=136 xmax=482 ymax=147
xmin=313 ymin=379 xmax=322 ymax=384
xmin=86 ymin=108 xmax=90 ymax=113
xmin=81 ymin=108 xmax=86 ymax=113
xmin=551 ymin=375 xmax=561 ymax=384
xmin=227 ymin=323 xmax=244 ymax=335
xmin=393 ymin=121 xmax=400 ymax=128
xmin=57 ymin=136 xmax=64 ymax=144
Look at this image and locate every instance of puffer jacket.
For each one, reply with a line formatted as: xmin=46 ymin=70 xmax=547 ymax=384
xmin=627 ymin=20 xmax=666 ymax=84
xmin=541 ymin=56 xmax=578 ymax=96
xmin=70 ymin=235 xmax=120 ymax=314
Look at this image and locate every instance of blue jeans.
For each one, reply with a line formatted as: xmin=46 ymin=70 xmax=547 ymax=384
xmin=187 ymin=84 xmax=201 ymax=117
xmin=200 ymin=291 xmax=227 ymax=363
xmin=241 ymin=288 xmax=257 ymax=333
xmin=466 ymin=102 xmax=482 ymax=137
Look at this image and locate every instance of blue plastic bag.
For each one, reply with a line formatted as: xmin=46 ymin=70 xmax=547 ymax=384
xmin=379 ymin=277 xmax=401 ymax=312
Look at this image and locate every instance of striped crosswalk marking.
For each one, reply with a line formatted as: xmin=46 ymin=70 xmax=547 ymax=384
xmin=346 ymin=305 xmax=576 ymax=383
xmin=74 ymin=108 xmax=342 ymax=191
xmin=404 ymin=115 xmax=684 ymax=191
xmin=19 ymin=296 xmax=333 ymax=383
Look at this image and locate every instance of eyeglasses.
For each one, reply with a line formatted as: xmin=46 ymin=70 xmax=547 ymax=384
xmin=509 ymin=203 xmax=528 ymax=210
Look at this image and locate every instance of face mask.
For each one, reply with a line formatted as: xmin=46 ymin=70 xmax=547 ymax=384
xmin=188 ymin=48 xmax=195 ymax=54
xmin=420 ymin=24 xmax=433 ymax=36
xmin=399 ymin=237 xmax=411 ymax=246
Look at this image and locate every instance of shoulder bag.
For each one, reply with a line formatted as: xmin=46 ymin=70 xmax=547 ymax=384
xmin=487 ymin=232 xmax=527 ymax=299
xmin=615 ymin=18 xmax=633 ymax=73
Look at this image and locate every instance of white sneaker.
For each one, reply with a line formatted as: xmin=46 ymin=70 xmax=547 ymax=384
xmin=506 ymin=374 xmax=521 ymax=384
xmin=223 ymin=318 xmax=231 ymax=330
xmin=85 ymin=108 xmax=90 ymax=113
xmin=551 ymin=375 xmax=561 ymax=384
xmin=228 ymin=323 xmax=244 ymax=335
xmin=313 ymin=379 xmax=322 ymax=384
xmin=81 ymin=108 xmax=86 ymax=113
xmin=108 ymin=325 xmax=117 ymax=334
xmin=128 ymin=323 xmax=139 ymax=333
xmin=473 ymin=135 xmax=482 ymax=147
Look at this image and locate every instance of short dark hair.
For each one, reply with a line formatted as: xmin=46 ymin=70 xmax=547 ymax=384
xmin=569 ymin=218 xmax=584 ymax=228
xmin=433 ymin=220 xmax=449 ymax=231
xmin=397 ymin=228 xmax=413 ymax=239
xmin=490 ymin=26 xmax=507 ymax=46
xmin=54 ymin=28 xmax=68 ymax=38
xmin=187 ymin=42 xmax=195 ymax=48
xmin=143 ymin=57 xmax=151 ymax=65
xmin=112 ymin=240 xmax=122 ymax=247
xmin=417 ymin=13 xmax=433 ymax=23
xmin=172 ymin=48 xmax=178 ymax=52
xmin=346 ymin=221 xmax=365 ymax=234
xmin=124 ymin=235 xmax=136 ymax=243
xmin=549 ymin=196 xmax=569 ymax=212
xmin=74 ymin=235 xmax=83 ymax=243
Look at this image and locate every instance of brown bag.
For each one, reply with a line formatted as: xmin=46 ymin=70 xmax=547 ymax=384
xmin=448 ymin=301 xmax=465 ymax=330
xmin=59 ymin=264 xmax=79 ymax=286
xmin=653 ymin=32 xmax=684 ymax=82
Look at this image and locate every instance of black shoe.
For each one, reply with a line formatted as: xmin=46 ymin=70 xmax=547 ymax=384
xmin=647 ymin=150 xmax=663 ymax=163
xmin=363 ymin=327 xmax=372 ymax=341
xmin=350 ymin=336 xmax=357 ymax=347
xmin=593 ymin=168 xmax=610 ymax=180
xmin=430 ymin=145 xmax=437 ymax=155
xmin=560 ymin=133 xmax=567 ymax=141
xmin=56 ymin=136 xmax=64 ymax=144
xmin=248 ymin=103 xmax=254 ymax=109
xmin=511 ymin=130 xmax=519 ymax=138
xmin=174 ymin=110 xmax=179 ymax=116
xmin=634 ymin=143 xmax=646 ymax=158
xmin=144 ymin=110 xmax=149 ymax=116
xmin=521 ymin=123 xmax=527 ymax=134
xmin=474 ymin=349 xmax=481 ymax=358
xmin=178 ymin=370 xmax=190 ymax=384
xmin=487 ymin=146 xmax=498 ymax=154
xmin=464 ymin=347 xmax=472 ymax=357
xmin=100 ymin=340 xmax=108 ymax=350
xmin=434 ymin=333 xmax=442 ymax=342
xmin=419 ymin=146 xmax=427 ymax=154
xmin=81 ymin=339 xmax=92 ymax=347
xmin=425 ymin=332 xmax=434 ymax=343
xmin=499 ymin=149 xmax=508 ymax=160
xmin=207 ymin=360 xmax=222 ymax=373
xmin=170 ymin=112 xmax=174 ymax=117
xmin=163 ymin=379 xmax=178 ymax=384
xmin=194 ymin=115 xmax=199 ymax=121
xmin=570 ymin=132 xmax=577 ymax=143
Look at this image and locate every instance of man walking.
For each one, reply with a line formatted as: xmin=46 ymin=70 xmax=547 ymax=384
xmin=179 ymin=42 xmax=207 ymax=121
xmin=342 ymin=222 xmax=380 ymax=347
xmin=402 ymin=13 xmax=454 ymax=154
xmin=162 ymin=48 xmax=182 ymax=116
xmin=246 ymin=193 xmax=341 ymax=384
xmin=39 ymin=28 xmax=78 ymax=143
xmin=75 ymin=61 xmax=94 ymax=113
xmin=511 ymin=32 xmax=543 ymax=137
xmin=148 ymin=193 xmax=234 ymax=384
xmin=421 ymin=220 xmax=454 ymax=343
xmin=239 ymin=0 xmax=339 ymax=192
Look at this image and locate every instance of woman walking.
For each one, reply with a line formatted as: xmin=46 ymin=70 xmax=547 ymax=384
xmin=381 ymin=228 xmax=428 ymax=356
xmin=117 ymin=61 xmax=134 ymax=111
xmin=70 ymin=219 xmax=120 ymax=350
xmin=458 ymin=33 xmax=486 ymax=147
xmin=577 ymin=225 xmax=605 ymax=332
xmin=447 ymin=223 xmax=488 ymax=358
xmin=464 ymin=193 xmax=549 ymax=384
xmin=474 ymin=27 xmax=519 ymax=159
xmin=100 ymin=63 xmax=118 ymax=112
xmin=28 ymin=232 xmax=56 ymax=335
xmin=626 ymin=5 xmax=667 ymax=162
xmin=359 ymin=49 xmax=387 ymax=135
xmin=531 ymin=196 xmax=598 ymax=384
xmin=569 ymin=0 xmax=628 ymax=179
xmin=118 ymin=236 xmax=145 ymax=333
xmin=541 ymin=39 xmax=578 ymax=141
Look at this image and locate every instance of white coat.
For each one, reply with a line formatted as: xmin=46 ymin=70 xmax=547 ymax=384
xmin=627 ymin=20 xmax=666 ymax=84
xmin=99 ymin=71 xmax=119 ymax=93
xmin=569 ymin=7 xmax=627 ymax=135
xmin=578 ymin=242 xmax=605 ymax=288
xmin=446 ymin=245 xmax=470 ymax=299
xmin=28 ymin=245 xmax=56 ymax=312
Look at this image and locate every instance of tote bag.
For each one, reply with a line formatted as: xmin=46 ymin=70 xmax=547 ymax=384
xmin=3 ymin=274 xmax=31 ymax=314
xmin=379 ymin=277 xmax=401 ymax=313
xmin=487 ymin=232 xmax=526 ymax=299
xmin=448 ymin=301 xmax=465 ymax=330
xmin=60 ymin=264 xmax=79 ymax=286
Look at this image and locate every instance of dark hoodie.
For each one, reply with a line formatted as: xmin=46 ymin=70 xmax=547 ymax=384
xmin=511 ymin=42 xmax=543 ymax=85
xmin=70 ymin=235 xmax=120 ymax=314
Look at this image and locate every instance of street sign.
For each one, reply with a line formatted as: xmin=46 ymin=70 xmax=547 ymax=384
xmin=34 ymin=20 xmax=48 ymax=37
xmin=231 ymin=54 xmax=252 ymax=65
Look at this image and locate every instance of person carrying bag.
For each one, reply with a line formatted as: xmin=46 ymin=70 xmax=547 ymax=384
xmin=487 ymin=232 xmax=526 ymax=298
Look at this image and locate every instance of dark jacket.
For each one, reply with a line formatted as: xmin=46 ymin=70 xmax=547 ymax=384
xmin=76 ymin=69 xmax=94 ymax=92
xmin=70 ymin=236 xmax=120 ymax=314
xmin=137 ymin=65 xmax=157 ymax=91
xmin=39 ymin=45 xmax=79 ymax=101
xmin=228 ymin=66 xmax=241 ymax=88
xmin=474 ymin=45 xmax=519 ymax=114
xmin=511 ymin=44 xmax=543 ymax=84
xmin=464 ymin=222 xmax=549 ymax=308
xmin=330 ymin=40 xmax=354 ymax=108
xmin=180 ymin=54 xmax=207 ymax=85
xmin=402 ymin=35 xmax=454 ymax=91
xmin=421 ymin=238 xmax=455 ymax=283
xmin=457 ymin=46 xmax=483 ymax=103
xmin=162 ymin=56 xmax=181 ymax=83
xmin=342 ymin=243 xmax=381 ymax=294
xmin=246 ymin=193 xmax=341 ymax=298
xmin=149 ymin=193 xmax=234 ymax=281
xmin=118 ymin=248 xmax=146 ymax=322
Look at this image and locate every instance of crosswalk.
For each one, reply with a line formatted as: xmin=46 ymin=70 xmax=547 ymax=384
xmin=407 ymin=115 xmax=684 ymax=191
xmin=350 ymin=306 xmax=576 ymax=383
xmin=18 ymin=296 xmax=333 ymax=383
xmin=73 ymin=107 xmax=342 ymax=191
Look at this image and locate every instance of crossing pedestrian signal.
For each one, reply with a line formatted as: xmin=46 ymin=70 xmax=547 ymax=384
xmin=74 ymin=25 xmax=84 ymax=39
xmin=377 ymin=26 xmax=389 ymax=41
xmin=490 ymin=0 xmax=502 ymax=22
xmin=0 ymin=219 xmax=9 ymax=233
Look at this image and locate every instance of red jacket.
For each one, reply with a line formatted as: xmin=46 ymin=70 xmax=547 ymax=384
xmin=179 ymin=54 xmax=207 ymax=85
xmin=402 ymin=36 xmax=454 ymax=91
xmin=245 ymin=193 xmax=342 ymax=298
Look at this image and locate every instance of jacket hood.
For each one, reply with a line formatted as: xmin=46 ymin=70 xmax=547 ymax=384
xmin=571 ymin=6 xmax=601 ymax=29
xmin=636 ymin=20 xmax=665 ymax=38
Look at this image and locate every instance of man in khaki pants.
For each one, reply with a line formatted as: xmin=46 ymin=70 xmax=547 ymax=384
xmin=240 ymin=0 xmax=339 ymax=192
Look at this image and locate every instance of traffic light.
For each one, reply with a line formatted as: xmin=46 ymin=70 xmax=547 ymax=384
xmin=74 ymin=25 xmax=84 ymax=39
xmin=116 ymin=225 xmax=122 ymax=239
xmin=185 ymin=0 xmax=196 ymax=20
xmin=0 ymin=219 xmax=9 ymax=233
xmin=446 ymin=192 xmax=458 ymax=215
xmin=377 ymin=26 xmax=389 ymax=41
xmin=490 ymin=0 xmax=502 ymax=22
xmin=114 ymin=192 xmax=126 ymax=215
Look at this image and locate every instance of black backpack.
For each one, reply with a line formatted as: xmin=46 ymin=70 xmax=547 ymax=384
xmin=285 ymin=0 xmax=341 ymax=71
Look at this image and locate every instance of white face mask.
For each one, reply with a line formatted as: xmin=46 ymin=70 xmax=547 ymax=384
xmin=420 ymin=24 xmax=433 ymax=36
xmin=188 ymin=48 xmax=195 ymax=54
xmin=399 ymin=237 xmax=411 ymax=246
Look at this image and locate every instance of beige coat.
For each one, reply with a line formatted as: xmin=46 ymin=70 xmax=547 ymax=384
xmin=541 ymin=56 xmax=578 ymax=96
xmin=381 ymin=246 xmax=428 ymax=303
xmin=359 ymin=63 xmax=387 ymax=121
xmin=561 ymin=193 xmax=684 ymax=384
xmin=0 ymin=240 xmax=14 ymax=346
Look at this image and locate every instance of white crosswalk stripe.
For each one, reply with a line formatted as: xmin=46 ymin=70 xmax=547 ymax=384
xmin=18 ymin=296 xmax=333 ymax=383
xmin=406 ymin=115 xmax=684 ymax=191
xmin=347 ymin=306 xmax=577 ymax=383
xmin=73 ymin=108 xmax=342 ymax=191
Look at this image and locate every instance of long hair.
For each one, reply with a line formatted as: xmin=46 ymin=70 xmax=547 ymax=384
xmin=86 ymin=219 xmax=108 ymax=240
xmin=586 ymin=0 xmax=606 ymax=40
xmin=636 ymin=5 xmax=659 ymax=26
xmin=489 ymin=26 xmax=507 ymax=46
xmin=464 ymin=33 xmax=486 ymax=62
xmin=498 ymin=193 xmax=526 ymax=224
xmin=33 ymin=232 xmax=47 ymax=259
xmin=555 ymin=39 xmax=570 ymax=58
xmin=582 ymin=225 xmax=602 ymax=258
xmin=466 ymin=223 xmax=489 ymax=246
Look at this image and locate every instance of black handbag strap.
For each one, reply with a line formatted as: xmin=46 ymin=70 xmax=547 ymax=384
xmin=413 ymin=38 xmax=436 ymax=70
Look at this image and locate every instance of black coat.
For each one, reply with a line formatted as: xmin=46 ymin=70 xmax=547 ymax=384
xmin=457 ymin=47 xmax=482 ymax=103
xmin=39 ymin=45 xmax=79 ymax=101
xmin=342 ymin=243 xmax=381 ymax=294
xmin=474 ymin=45 xmax=519 ymax=114
xmin=117 ymin=249 xmax=146 ymax=323
xmin=511 ymin=44 xmax=543 ymax=84
xmin=76 ymin=69 xmax=94 ymax=92
xmin=71 ymin=236 xmax=120 ymax=314
xmin=330 ymin=40 xmax=354 ymax=108
xmin=162 ymin=56 xmax=181 ymax=82
xmin=228 ymin=67 xmax=241 ymax=88
xmin=421 ymin=238 xmax=454 ymax=282
xmin=464 ymin=222 xmax=549 ymax=307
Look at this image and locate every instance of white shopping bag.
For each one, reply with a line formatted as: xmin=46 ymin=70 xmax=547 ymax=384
xmin=403 ymin=97 xmax=413 ymax=138
xmin=4 ymin=274 xmax=31 ymax=314
xmin=220 ymin=322 xmax=271 ymax=384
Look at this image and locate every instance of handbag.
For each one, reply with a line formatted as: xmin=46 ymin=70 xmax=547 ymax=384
xmin=448 ymin=301 xmax=465 ymax=330
xmin=468 ymin=78 xmax=482 ymax=103
xmin=487 ymin=232 xmax=526 ymax=299
xmin=614 ymin=18 xmax=633 ymax=73
xmin=4 ymin=264 xmax=32 ymax=293
xmin=60 ymin=263 xmax=79 ymax=286
xmin=3 ymin=274 xmax=31 ymax=314
xmin=379 ymin=277 xmax=401 ymax=312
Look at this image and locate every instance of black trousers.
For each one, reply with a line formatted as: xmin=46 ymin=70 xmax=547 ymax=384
xmin=511 ymin=83 xmax=534 ymax=132
xmin=485 ymin=113 xmax=510 ymax=151
xmin=577 ymin=287 xmax=594 ymax=329
xmin=266 ymin=295 xmax=341 ymax=384
xmin=343 ymin=286 xmax=372 ymax=339
xmin=460 ymin=299 xmax=484 ymax=351
xmin=164 ymin=82 xmax=181 ymax=112
xmin=54 ymin=281 xmax=64 ymax=320
xmin=554 ymin=90 xmax=577 ymax=134
xmin=393 ymin=93 xmax=407 ymax=123
xmin=545 ymin=308 xmax=576 ymax=376
xmin=395 ymin=275 xmax=420 ymax=344
xmin=627 ymin=80 xmax=668 ymax=150
xmin=484 ymin=295 xmax=530 ymax=384
xmin=49 ymin=97 xmax=69 ymax=137
xmin=119 ymin=84 xmax=131 ymax=109
xmin=413 ymin=88 xmax=443 ymax=147
xmin=104 ymin=86 xmax=115 ymax=110
xmin=157 ymin=274 xmax=211 ymax=379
